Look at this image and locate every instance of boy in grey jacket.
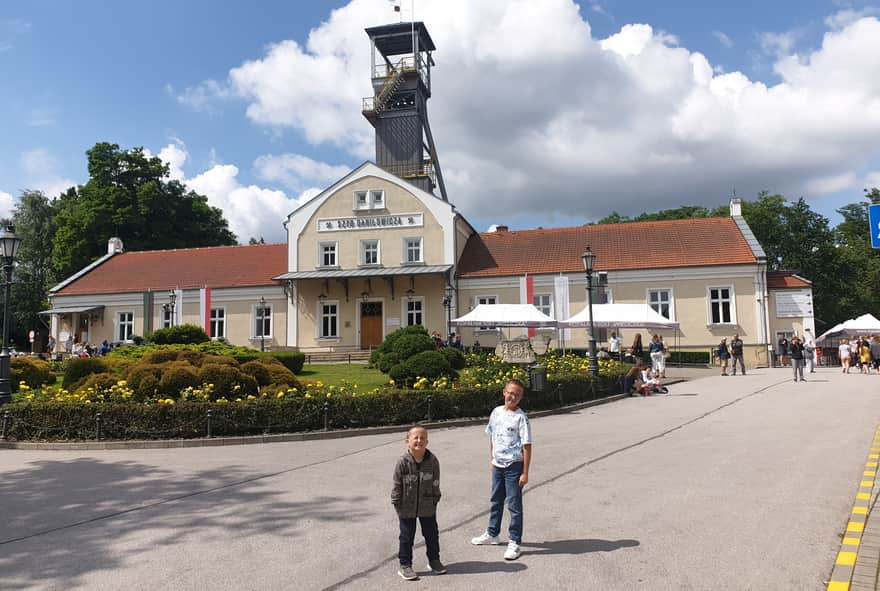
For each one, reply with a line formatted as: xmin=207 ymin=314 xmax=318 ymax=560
xmin=391 ymin=425 xmax=444 ymax=581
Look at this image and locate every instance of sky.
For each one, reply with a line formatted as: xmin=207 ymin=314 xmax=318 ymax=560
xmin=2 ymin=0 xmax=880 ymax=244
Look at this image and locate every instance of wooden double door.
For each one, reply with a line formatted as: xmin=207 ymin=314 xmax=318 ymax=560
xmin=360 ymin=301 xmax=383 ymax=349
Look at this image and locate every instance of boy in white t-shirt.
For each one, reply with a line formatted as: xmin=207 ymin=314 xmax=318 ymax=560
xmin=471 ymin=379 xmax=532 ymax=561
xmin=839 ymin=341 xmax=852 ymax=373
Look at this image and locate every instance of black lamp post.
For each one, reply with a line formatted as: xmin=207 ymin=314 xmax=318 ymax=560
xmin=259 ymin=296 xmax=266 ymax=352
xmin=168 ymin=290 xmax=177 ymax=326
xmin=441 ymin=284 xmax=454 ymax=345
xmin=581 ymin=246 xmax=599 ymax=377
xmin=0 ymin=226 xmax=22 ymax=404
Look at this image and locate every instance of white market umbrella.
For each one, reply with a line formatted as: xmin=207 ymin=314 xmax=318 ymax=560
xmin=559 ymin=303 xmax=679 ymax=329
xmin=817 ymin=313 xmax=880 ymax=341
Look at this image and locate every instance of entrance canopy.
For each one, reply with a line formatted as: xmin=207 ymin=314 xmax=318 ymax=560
xmin=816 ymin=313 xmax=880 ymax=341
xmin=39 ymin=305 xmax=105 ymax=316
xmin=559 ymin=303 xmax=679 ymax=329
xmin=450 ymin=304 xmax=557 ymax=328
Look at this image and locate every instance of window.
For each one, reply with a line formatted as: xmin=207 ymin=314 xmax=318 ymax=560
xmin=210 ymin=308 xmax=225 ymax=339
xmin=162 ymin=306 xmax=173 ymax=328
xmin=118 ymin=312 xmax=134 ymax=342
xmin=371 ymin=189 xmax=384 ymax=208
xmin=353 ymin=189 xmax=385 ymax=210
xmin=404 ymin=237 xmax=422 ymax=264
xmin=708 ymin=286 xmax=734 ymax=324
xmin=406 ymin=299 xmax=423 ymax=326
xmin=648 ymin=289 xmax=673 ymax=320
xmin=320 ymin=302 xmax=338 ymax=338
xmin=533 ymin=294 xmax=552 ymax=317
xmin=255 ymin=303 xmax=272 ymax=338
xmin=319 ymin=242 xmax=337 ymax=267
xmin=476 ymin=296 xmax=498 ymax=331
xmin=354 ymin=190 xmax=369 ymax=210
xmin=361 ymin=240 xmax=380 ymax=266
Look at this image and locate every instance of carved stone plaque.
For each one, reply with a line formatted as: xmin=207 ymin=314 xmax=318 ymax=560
xmin=530 ymin=334 xmax=551 ymax=356
xmin=495 ymin=337 xmax=536 ymax=364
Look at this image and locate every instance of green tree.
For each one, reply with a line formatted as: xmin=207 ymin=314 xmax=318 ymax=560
xmin=11 ymin=190 xmax=57 ymax=348
xmin=596 ymin=204 xmax=728 ymax=225
xmin=52 ymin=142 xmax=237 ymax=279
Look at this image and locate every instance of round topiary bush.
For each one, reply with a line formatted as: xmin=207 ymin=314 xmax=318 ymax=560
xmin=200 ymin=354 xmax=238 ymax=367
xmin=198 ymin=363 xmax=257 ymax=399
xmin=74 ymin=372 xmax=121 ymax=395
xmin=388 ymin=350 xmax=457 ymax=386
xmin=440 ymin=347 xmax=466 ymax=370
xmin=372 ymin=326 xmax=435 ymax=373
xmin=265 ymin=364 xmax=301 ymax=388
xmin=63 ymin=357 xmax=109 ymax=388
xmin=126 ymin=365 xmax=163 ymax=401
xmin=149 ymin=324 xmax=210 ymax=345
xmin=11 ymin=357 xmax=54 ymax=391
xmin=241 ymin=360 xmax=271 ymax=386
xmin=142 ymin=349 xmax=182 ymax=365
xmin=159 ymin=365 xmax=200 ymax=398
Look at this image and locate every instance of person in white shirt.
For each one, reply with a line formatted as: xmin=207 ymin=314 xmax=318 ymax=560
xmin=839 ymin=340 xmax=852 ymax=373
xmin=609 ymin=332 xmax=620 ymax=361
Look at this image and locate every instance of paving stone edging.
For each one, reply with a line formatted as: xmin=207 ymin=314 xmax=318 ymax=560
xmin=0 ymin=392 xmax=633 ymax=451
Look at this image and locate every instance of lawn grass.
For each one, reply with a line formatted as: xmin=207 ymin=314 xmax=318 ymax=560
xmin=297 ymin=363 xmax=389 ymax=391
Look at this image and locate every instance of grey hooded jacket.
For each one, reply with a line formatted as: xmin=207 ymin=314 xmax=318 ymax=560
xmin=391 ymin=449 xmax=441 ymax=518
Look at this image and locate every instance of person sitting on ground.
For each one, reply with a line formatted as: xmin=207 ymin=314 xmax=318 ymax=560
xmin=597 ymin=347 xmax=611 ymax=360
xmin=623 ymin=362 xmax=646 ymax=397
xmin=640 ymin=366 xmax=668 ymax=394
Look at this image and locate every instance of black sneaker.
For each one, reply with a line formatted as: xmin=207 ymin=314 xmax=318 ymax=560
xmin=428 ymin=559 xmax=447 ymax=574
xmin=398 ymin=565 xmax=419 ymax=581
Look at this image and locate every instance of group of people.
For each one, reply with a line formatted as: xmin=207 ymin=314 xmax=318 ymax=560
xmin=49 ymin=334 xmax=112 ymax=358
xmin=607 ymin=332 xmax=669 ymax=377
xmin=392 ymin=379 xmax=531 ymax=580
xmin=837 ymin=336 xmax=880 ymax=374
xmin=715 ymin=334 xmax=747 ymax=376
xmin=430 ymin=331 xmax=462 ymax=350
xmin=622 ymin=360 xmax=668 ymax=396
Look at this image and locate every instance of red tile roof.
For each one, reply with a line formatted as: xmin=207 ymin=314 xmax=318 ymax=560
xmin=457 ymin=217 xmax=756 ymax=277
xmin=53 ymin=244 xmax=287 ymax=296
xmin=767 ymin=271 xmax=812 ymax=289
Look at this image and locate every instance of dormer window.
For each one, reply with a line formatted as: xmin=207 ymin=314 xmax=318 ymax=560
xmin=354 ymin=189 xmax=385 ymax=211
xmin=354 ymin=190 xmax=369 ymax=210
xmin=371 ymin=189 xmax=384 ymax=208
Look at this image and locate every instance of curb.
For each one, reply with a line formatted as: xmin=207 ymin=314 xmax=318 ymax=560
xmin=0 ymin=392 xmax=633 ymax=451
xmin=826 ymin=423 xmax=880 ymax=591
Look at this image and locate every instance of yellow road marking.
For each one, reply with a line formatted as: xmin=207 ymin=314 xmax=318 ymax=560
xmin=827 ymin=580 xmax=849 ymax=591
xmin=860 ymin=480 xmax=874 ymax=487
xmin=847 ymin=521 xmax=865 ymax=533
xmin=867 ymin=462 xmax=879 ymax=468
xmin=869 ymin=454 xmax=879 ymax=459
xmin=852 ymin=506 xmax=869 ymax=515
xmin=863 ymin=471 xmax=876 ymax=477
xmin=856 ymin=492 xmax=871 ymax=500
xmin=837 ymin=551 xmax=857 ymax=566
xmin=843 ymin=537 xmax=861 ymax=546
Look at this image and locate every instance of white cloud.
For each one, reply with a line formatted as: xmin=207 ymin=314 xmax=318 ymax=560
xmin=825 ymin=8 xmax=878 ymax=30
xmin=865 ymin=171 xmax=880 ymax=189
xmin=254 ymin=153 xmax=351 ymax=191
xmin=181 ymin=2 xmax=880 ymax=226
xmin=19 ymin=149 xmax=76 ymax=198
xmin=158 ymin=142 xmax=188 ymax=181
xmin=713 ymin=31 xmax=734 ymax=48
xmin=0 ymin=191 xmax=15 ymax=219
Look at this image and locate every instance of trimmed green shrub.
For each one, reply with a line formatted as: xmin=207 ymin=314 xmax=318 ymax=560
xmin=265 ymin=364 xmax=300 ymax=387
xmin=241 ymin=360 xmax=271 ymax=387
xmin=149 ymin=324 xmax=210 ymax=345
xmin=63 ymin=357 xmax=109 ymax=388
xmin=270 ymin=351 xmax=306 ymax=374
xmin=126 ymin=366 xmax=163 ymax=401
xmin=440 ymin=347 xmax=466 ymax=370
xmin=159 ymin=365 xmax=200 ymax=397
xmin=198 ymin=364 xmax=257 ymax=399
xmin=75 ymin=372 xmax=121 ymax=394
xmin=371 ymin=325 xmax=435 ymax=373
xmin=142 ymin=349 xmax=182 ymax=365
xmin=11 ymin=357 xmax=54 ymax=392
xmin=389 ymin=350 xmax=457 ymax=386
xmin=200 ymin=355 xmax=238 ymax=367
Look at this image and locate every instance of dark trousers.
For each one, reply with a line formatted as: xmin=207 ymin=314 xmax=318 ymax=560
xmin=398 ymin=515 xmax=440 ymax=566
xmin=731 ymin=354 xmax=745 ymax=375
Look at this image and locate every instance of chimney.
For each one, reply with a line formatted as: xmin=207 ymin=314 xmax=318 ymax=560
xmin=729 ymin=198 xmax=742 ymax=217
xmin=108 ymin=237 xmax=124 ymax=255
xmin=495 ymin=225 xmax=508 ymax=233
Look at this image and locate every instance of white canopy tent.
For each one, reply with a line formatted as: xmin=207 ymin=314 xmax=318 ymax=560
xmin=559 ymin=303 xmax=680 ymax=329
xmin=450 ymin=304 xmax=558 ymax=328
xmin=816 ymin=313 xmax=880 ymax=342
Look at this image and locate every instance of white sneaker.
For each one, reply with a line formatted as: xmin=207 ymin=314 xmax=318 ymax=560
xmin=504 ymin=541 xmax=521 ymax=560
xmin=471 ymin=531 xmax=501 ymax=545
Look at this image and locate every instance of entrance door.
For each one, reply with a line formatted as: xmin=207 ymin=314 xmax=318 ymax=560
xmin=360 ymin=301 xmax=383 ymax=349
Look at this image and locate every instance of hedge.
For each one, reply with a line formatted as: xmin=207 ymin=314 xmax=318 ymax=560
xmin=1 ymin=375 xmax=620 ymax=441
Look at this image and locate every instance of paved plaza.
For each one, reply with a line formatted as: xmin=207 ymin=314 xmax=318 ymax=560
xmin=1 ymin=367 xmax=878 ymax=590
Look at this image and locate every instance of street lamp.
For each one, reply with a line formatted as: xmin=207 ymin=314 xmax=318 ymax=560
xmin=168 ymin=290 xmax=177 ymax=326
xmin=259 ymin=296 xmax=266 ymax=352
xmin=581 ymin=246 xmax=599 ymax=377
xmin=441 ymin=284 xmax=454 ymax=346
xmin=0 ymin=226 xmax=22 ymax=404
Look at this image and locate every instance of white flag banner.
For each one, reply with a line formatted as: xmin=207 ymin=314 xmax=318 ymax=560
xmin=554 ymin=276 xmax=571 ymax=342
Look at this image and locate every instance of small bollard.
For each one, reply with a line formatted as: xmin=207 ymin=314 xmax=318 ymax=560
xmin=95 ymin=412 xmax=102 ymax=440
xmin=1 ymin=410 xmax=10 ymax=440
xmin=206 ymin=409 xmax=213 ymax=439
xmin=426 ymin=394 xmax=433 ymax=422
xmin=558 ymin=387 xmax=564 ymax=406
xmin=323 ymin=401 xmax=330 ymax=431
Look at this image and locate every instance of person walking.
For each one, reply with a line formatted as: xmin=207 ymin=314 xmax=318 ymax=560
xmin=838 ymin=339 xmax=852 ymax=373
xmin=717 ymin=337 xmax=730 ymax=376
xmin=803 ymin=330 xmax=816 ymax=373
xmin=777 ymin=335 xmax=789 ymax=367
xmin=789 ymin=336 xmax=806 ymax=382
xmin=609 ymin=332 xmax=621 ymax=361
xmin=471 ymin=379 xmax=532 ymax=561
xmin=730 ymin=334 xmax=746 ymax=375
xmin=649 ymin=334 xmax=665 ymax=376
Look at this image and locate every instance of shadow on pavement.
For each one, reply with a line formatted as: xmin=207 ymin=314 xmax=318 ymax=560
xmin=448 ymin=560 xmax=528 ymax=574
xmin=522 ymin=538 xmax=639 ymax=555
xmin=0 ymin=457 xmax=371 ymax=590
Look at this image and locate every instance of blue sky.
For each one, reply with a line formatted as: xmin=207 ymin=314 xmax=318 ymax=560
xmin=2 ymin=0 xmax=879 ymax=243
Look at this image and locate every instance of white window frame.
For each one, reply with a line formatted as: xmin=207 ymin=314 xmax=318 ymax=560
xmin=403 ymin=237 xmax=423 ymax=264
xmin=252 ymin=302 xmax=273 ymax=339
xmin=117 ymin=311 xmax=134 ymax=342
xmin=318 ymin=300 xmax=340 ymax=339
xmin=647 ymin=287 xmax=675 ymax=320
xmin=403 ymin=297 xmax=425 ymax=327
xmin=161 ymin=306 xmax=173 ymax=328
xmin=370 ymin=189 xmax=385 ymax=209
xmin=360 ymin=239 xmax=380 ymax=266
xmin=533 ymin=293 xmax=553 ymax=318
xmin=353 ymin=190 xmax=369 ymax=211
xmin=707 ymin=285 xmax=736 ymax=325
xmin=475 ymin=295 xmax=499 ymax=332
xmin=318 ymin=241 xmax=338 ymax=268
xmin=209 ymin=307 xmax=226 ymax=339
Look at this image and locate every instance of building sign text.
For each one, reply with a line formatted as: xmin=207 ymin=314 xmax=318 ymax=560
xmin=318 ymin=213 xmax=424 ymax=232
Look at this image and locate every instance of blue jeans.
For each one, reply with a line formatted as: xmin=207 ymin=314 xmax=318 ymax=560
xmin=398 ymin=515 xmax=439 ymax=566
xmin=487 ymin=462 xmax=524 ymax=544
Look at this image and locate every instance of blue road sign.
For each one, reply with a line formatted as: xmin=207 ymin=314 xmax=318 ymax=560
xmin=871 ymin=204 xmax=880 ymax=249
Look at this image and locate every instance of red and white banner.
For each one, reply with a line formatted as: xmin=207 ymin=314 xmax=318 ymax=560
xmin=199 ymin=287 xmax=211 ymax=332
xmin=519 ymin=275 xmax=535 ymax=337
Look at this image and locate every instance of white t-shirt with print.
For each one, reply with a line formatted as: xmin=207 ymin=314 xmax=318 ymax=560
xmin=486 ymin=406 xmax=532 ymax=468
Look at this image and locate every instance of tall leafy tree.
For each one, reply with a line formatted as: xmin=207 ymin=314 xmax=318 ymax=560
xmin=52 ymin=142 xmax=237 ymax=279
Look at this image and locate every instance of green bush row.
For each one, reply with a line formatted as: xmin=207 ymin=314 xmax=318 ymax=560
xmin=2 ymin=375 xmax=619 ymax=441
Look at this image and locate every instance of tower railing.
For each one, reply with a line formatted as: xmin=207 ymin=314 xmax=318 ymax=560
xmin=362 ymin=55 xmax=428 ymax=114
xmin=378 ymin=161 xmax=437 ymax=186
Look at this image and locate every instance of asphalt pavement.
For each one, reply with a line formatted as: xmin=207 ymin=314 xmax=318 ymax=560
xmin=1 ymin=365 xmax=878 ymax=590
